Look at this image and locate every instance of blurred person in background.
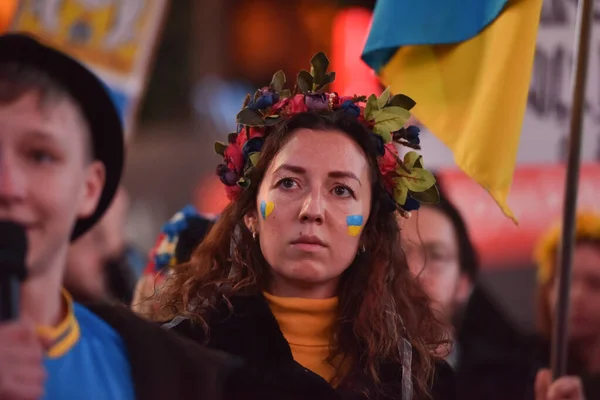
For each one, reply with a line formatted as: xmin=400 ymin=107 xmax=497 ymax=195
xmin=65 ymin=186 xmax=145 ymax=304
xmin=535 ymin=211 xmax=600 ymax=398
xmin=132 ymin=204 xmax=215 ymax=317
xmin=401 ymin=179 xmax=537 ymax=399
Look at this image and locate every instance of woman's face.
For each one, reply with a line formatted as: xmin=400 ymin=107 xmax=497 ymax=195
xmin=550 ymin=242 xmax=600 ymax=340
xmin=401 ymin=206 xmax=471 ymax=322
xmin=252 ymin=128 xmax=372 ymax=298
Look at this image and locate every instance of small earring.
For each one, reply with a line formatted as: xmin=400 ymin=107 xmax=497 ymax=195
xmin=357 ymin=245 xmax=366 ymax=255
xmin=252 ymin=231 xmax=257 ymax=241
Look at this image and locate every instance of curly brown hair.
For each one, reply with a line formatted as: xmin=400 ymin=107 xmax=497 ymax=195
xmin=155 ymin=112 xmax=450 ymax=399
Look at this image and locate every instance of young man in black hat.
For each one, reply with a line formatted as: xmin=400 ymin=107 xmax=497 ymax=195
xmin=0 ymin=33 xmax=237 ymax=400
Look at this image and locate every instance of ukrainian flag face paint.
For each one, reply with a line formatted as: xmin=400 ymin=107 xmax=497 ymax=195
xmin=260 ymin=200 xmax=275 ymax=220
xmin=346 ymin=215 xmax=364 ymax=237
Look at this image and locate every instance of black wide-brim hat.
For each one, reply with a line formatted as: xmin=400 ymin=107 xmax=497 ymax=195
xmin=0 ymin=33 xmax=124 ymax=240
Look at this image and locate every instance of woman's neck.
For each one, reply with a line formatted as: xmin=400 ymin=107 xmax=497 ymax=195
xmin=268 ymin=274 xmax=340 ymax=299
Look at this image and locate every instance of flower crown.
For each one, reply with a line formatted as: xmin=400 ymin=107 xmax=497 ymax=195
xmin=214 ymin=52 xmax=439 ymax=216
xmin=535 ymin=211 xmax=600 ymax=285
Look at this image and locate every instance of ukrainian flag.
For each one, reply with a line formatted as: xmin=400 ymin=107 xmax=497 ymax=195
xmin=362 ymin=0 xmax=543 ymax=223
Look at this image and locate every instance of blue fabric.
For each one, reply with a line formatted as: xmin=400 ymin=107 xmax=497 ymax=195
xmin=99 ymin=80 xmax=130 ymax=124
xmin=42 ymin=303 xmax=135 ymax=400
xmin=361 ymin=0 xmax=508 ymax=72
xmin=106 ymin=85 xmax=130 ymax=123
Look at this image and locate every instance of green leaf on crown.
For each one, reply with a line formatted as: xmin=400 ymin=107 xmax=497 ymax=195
xmin=264 ymin=115 xmax=282 ymax=126
xmin=372 ymin=106 xmax=411 ymax=141
xmin=378 ymin=87 xmax=391 ymax=109
xmin=315 ymin=72 xmax=336 ymax=92
xmin=404 ymin=151 xmax=424 ymax=169
xmin=364 ymin=94 xmax=379 ymax=121
xmin=248 ymin=152 xmax=261 ymax=167
xmin=409 ymin=185 xmax=440 ymax=204
xmin=372 ymin=124 xmax=392 ymax=143
xmin=237 ymin=177 xmax=250 ymax=189
xmin=214 ymin=141 xmax=228 ymax=156
xmin=237 ymin=108 xmax=265 ymax=126
xmin=270 ymin=70 xmax=286 ymax=92
xmin=392 ymin=178 xmax=408 ymax=205
xmin=297 ymin=70 xmax=314 ymax=94
xmin=388 ymin=94 xmax=416 ymax=110
xmin=242 ymin=93 xmax=251 ymax=108
xmin=280 ymin=89 xmax=292 ymax=99
xmin=310 ymin=52 xmax=330 ymax=89
xmin=396 ymin=168 xmax=436 ymax=193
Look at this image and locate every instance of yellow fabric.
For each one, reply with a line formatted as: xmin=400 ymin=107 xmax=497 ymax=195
xmin=37 ymin=290 xmax=80 ymax=359
xmin=263 ymin=291 xmax=346 ymax=385
xmin=535 ymin=212 xmax=600 ymax=285
xmin=380 ymin=0 xmax=543 ymax=223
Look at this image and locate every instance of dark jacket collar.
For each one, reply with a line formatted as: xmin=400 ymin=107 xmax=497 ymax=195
xmin=86 ymin=302 xmax=238 ymax=400
xmin=169 ymin=293 xmax=456 ymax=400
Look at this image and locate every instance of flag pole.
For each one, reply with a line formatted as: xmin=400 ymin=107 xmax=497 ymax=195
xmin=551 ymin=0 xmax=594 ymax=380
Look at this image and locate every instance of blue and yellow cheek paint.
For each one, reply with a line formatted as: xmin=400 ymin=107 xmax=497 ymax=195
xmin=260 ymin=200 xmax=274 ymax=220
xmin=346 ymin=215 xmax=364 ymax=237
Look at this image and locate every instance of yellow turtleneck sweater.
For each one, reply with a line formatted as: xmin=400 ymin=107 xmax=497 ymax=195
xmin=263 ymin=291 xmax=348 ymax=385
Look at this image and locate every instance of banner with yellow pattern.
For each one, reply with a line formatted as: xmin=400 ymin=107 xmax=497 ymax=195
xmin=11 ymin=0 xmax=169 ymax=137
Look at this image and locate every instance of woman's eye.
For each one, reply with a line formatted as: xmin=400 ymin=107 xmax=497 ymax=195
xmin=333 ymin=185 xmax=354 ymax=198
xmin=278 ymin=178 xmax=297 ymax=189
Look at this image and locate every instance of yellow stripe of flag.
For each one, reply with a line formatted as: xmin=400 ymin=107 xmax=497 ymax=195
xmin=375 ymin=0 xmax=543 ymax=223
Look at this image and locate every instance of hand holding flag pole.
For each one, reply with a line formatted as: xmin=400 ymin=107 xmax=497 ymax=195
xmin=551 ymin=0 xmax=594 ymax=380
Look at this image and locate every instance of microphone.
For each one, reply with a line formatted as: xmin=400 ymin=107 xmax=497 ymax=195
xmin=0 ymin=220 xmax=28 ymax=321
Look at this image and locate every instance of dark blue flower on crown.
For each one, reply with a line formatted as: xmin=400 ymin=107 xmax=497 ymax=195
xmin=369 ymin=133 xmax=385 ymax=156
xmin=341 ymin=100 xmax=360 ymax=118
xmin=405 ymin=125 xmax=421 ymax=145
xmin=242 ymin=137 xmax=264 ymax=157
xmin=305 ymin=93 xmax=330 ymax=111
xmin=248 ymin=87 xmax=280 ymax=110
xmin=403 ymin=195 xmax=421 ymax=212
xmin=216 ymin=164 xmax=239 ymax=186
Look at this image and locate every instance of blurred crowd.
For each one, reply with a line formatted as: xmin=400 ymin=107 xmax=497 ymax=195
xmin=1 ymin=1 xmax=599 ymax=399
xmin=89 ymin=177 xmax=600 ymax=399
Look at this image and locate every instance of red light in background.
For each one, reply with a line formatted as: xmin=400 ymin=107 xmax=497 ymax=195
xmin=331 ymin=8 xmax=381 ymax=96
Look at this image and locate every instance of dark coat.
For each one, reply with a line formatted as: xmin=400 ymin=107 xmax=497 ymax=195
xmin=453 ymin=285 xmax=538 ymax=400
xmin=166 ymin=293 xmax=456 ymax=400
xmin=87 ymin=303 xmax=240 ymax=400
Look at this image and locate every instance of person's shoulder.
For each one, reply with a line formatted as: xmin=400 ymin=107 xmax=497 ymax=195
xmin=161 ymin=315 xmax=207 ymax=342
xmin=84 ymin=302 xmax=242 ymax=399
xmin=73 ymin=302 xmax=122 ymax=342
xmin=84 ymin=302 xmax=236 ymax=367
xmin=430 ymin=360 xmax=457 ymax=400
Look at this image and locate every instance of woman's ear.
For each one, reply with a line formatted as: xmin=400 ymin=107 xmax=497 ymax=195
xmin=244 ymin=212 xmax=258 ymax=235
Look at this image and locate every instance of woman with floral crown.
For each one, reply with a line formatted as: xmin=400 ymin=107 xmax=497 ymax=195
xmin=156 ymin=53 xmax=583 ymax=400
xmin=155 ymin=53 xmax=451 ymax=399
xmin=153 ymin=54 xmax=584 ymax=400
